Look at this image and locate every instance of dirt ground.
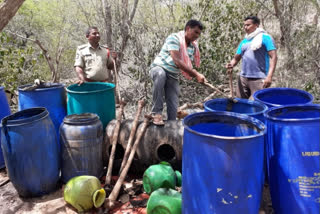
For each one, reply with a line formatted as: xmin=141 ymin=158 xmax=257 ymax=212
xmin=0 ymin=168 xmax=150 ymax=214
xmin=0 ymin=169 xmax=77 ymax=214
xmin=1 ymin=167 xmax=274 ymax=214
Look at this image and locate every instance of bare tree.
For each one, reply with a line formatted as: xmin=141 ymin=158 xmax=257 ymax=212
xmin=102 ymin=0 xmax=113 ymax=48
xmin=0 ymin=0 xmax=26 ymax=31
xmin=116 ymin=0 xmax=139 ymax=70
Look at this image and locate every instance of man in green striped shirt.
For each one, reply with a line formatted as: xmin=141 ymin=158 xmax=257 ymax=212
xmin=150 ymin=19 xmax=206 ymax=125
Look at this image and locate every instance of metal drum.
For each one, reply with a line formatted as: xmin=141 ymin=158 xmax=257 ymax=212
xmin=105 ymin=119 xmax=183 ymax=172
xmin=60 ymin=113 xmax=103 ymax=183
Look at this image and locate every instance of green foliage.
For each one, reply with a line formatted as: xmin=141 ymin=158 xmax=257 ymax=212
xmin=0 ymin=32 xmax=50 ymax=93
xmin=181 ymin=0 xmax=258 ymax=84
xmin=2 ymin=0 xmax=319 ymax=105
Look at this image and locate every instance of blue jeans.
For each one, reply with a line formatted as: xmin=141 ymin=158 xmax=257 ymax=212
xmin=149 ymin=66 xmax=179 ymax=120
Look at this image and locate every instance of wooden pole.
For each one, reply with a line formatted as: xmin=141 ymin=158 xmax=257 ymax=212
xmin=119 ymin=99 xmax=145 ymax=173
xmin=228 ymin=68 xmax=234 ymax=99
xmin=202 ymin=81 xmax=227 ymax=97
xmin=112 ymin=59 xmax=121 ymax=104
xmin=105 ymin=115 xmax=151 ymax=208
xmin=105 ymin=100 xmax=126 ymax=185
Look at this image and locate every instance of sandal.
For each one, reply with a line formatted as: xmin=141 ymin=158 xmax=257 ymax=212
xmin=152 ymin=114 xmax=165 ymax=126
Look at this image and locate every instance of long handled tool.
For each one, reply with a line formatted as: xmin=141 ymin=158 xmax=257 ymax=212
xmin=228 ymin=68 xmax=234 ymax=98
xmin=119 ymin=99 xmax=145 ymax=174
xmin=105 ymin=114 xmax=152 ymax=209
xmin=105 ymin=100 xmax=126 ymax=185
xmin=226 ymin=68 xmax=237 ymax=111
xmin=112 ymin=59 xmax=122 ymax=104
xmin=202 ymin=81 xmax=227 ymax=97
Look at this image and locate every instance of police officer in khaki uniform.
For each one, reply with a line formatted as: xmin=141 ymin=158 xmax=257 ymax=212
xmin=74 ymin=26 xmax=116 ymax=85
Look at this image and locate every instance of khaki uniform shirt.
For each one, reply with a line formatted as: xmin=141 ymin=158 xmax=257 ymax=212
xmin=74 ymin=43 xmax=113 ymax=81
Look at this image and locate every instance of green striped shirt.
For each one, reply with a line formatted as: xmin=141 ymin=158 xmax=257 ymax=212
xmin=151 ymin=33 xmax=195 ymax=78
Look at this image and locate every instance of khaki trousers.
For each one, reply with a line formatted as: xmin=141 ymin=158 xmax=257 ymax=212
xmin=236 ymin=75 xmax=264 ymax=99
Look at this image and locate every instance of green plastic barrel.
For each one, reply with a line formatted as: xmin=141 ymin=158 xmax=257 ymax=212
xmin=66 ymin=82 xmax=115 ymax=128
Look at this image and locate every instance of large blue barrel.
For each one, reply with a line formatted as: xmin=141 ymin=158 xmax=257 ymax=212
xmin=204 ymin=98 xmax=268 ymax=122
xmin=0 ymin=107 xmax=60 ymax=197
xmin=253 ymin=87 xmax=313 ymax=108
xmin=18 ymin=83 xmax=67 ymax=137
xmin=182 ymin=112 xmax=266 ymax=213
xmin=0 ymin=86 xmax=11 ymax=168
xmin=66 ymin=82 xmax=115 ymax=129
xmin=60 ymin=113 xmax=103 ymax=183
xmin=264 ymin=104 xmax=320 ymax=213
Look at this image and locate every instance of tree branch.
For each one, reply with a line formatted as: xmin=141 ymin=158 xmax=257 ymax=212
xmin=5 ymin=30 xmax=58 ymax=82
xmin=0 ymin=0 xmax=26 ymax=32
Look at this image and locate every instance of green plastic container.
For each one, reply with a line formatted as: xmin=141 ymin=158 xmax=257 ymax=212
xmin=143 ymin=162 xmax=177 ymax=194
xmin=175 ymin=170 xmax=182 ymax=187
xmin=147 ymin=188 xmax=182 ymax=214
xmin=66 ymin=82 xmax=115 ymax=128
xmin=64 ymin=175 xmax=106 ymax=212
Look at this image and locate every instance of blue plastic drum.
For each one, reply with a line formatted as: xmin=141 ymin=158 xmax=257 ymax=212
xmin=182 ymin=112 xmax=266 ymax=213
xmin=264 ymin=104 xmax=320 ymax=213
xmin=18 ymin=83 xmax=67 ymax=138
xmin=0 ymin=86 xmax=11 ymax=168
xmin=204 ymin=98 xmax=268 ymax=123
xmin=253 ymin=87 xmax=313 ymax=108
xmin=1 ymin=107 xmax=60 ymax=197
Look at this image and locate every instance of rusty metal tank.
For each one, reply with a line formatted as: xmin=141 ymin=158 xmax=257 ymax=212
xmin=105 ymin=119 xmax=183 ymax=172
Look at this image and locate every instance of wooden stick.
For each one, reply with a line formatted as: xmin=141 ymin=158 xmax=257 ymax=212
xmin=112 ymin=59 xmax=122 ymax=104
xmin=0 ymin=178 xmax=10 ymax=187
xmin=105 ymin=115 xmax=152 ymax=208
xmin=105 ymin=100 xmax=127 ymax=185
xmin=177 ymin=102 xmax=203 ymax=119
xmin=204 ymin=91 xmax=217 ymax=102
xmin=178 ymin=102 xmax=203 ymax=111
xmin=228 ymin=68 xmax=234 ymax=99
xmin=119 ymin=99 xmax=145 ymax=173
xmin=203 ymin=81 xmax=227 ymax=97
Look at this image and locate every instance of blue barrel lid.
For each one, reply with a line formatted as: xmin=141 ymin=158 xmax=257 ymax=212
xmin=66 ymin=82 xmax=115 ymax=94
xmin=183 ymin=111 xmax=266 ymax=140
xmin=63 ymin=113 xmax=100 ymax=125
xmin=264 ymin=104 xmax=320 ymax=122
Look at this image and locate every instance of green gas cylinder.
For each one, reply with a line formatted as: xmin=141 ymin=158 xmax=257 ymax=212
xmin=64 ymin=175 xmax=106 ymax=212
xmin=143 ymin=162 xmax=182 ymax=194
xmin=147 ymin=188 xmax=182 ymax=214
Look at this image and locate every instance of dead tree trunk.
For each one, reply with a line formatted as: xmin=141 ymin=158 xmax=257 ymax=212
xmin=0 ymin=0 xmax=25 ymax=31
